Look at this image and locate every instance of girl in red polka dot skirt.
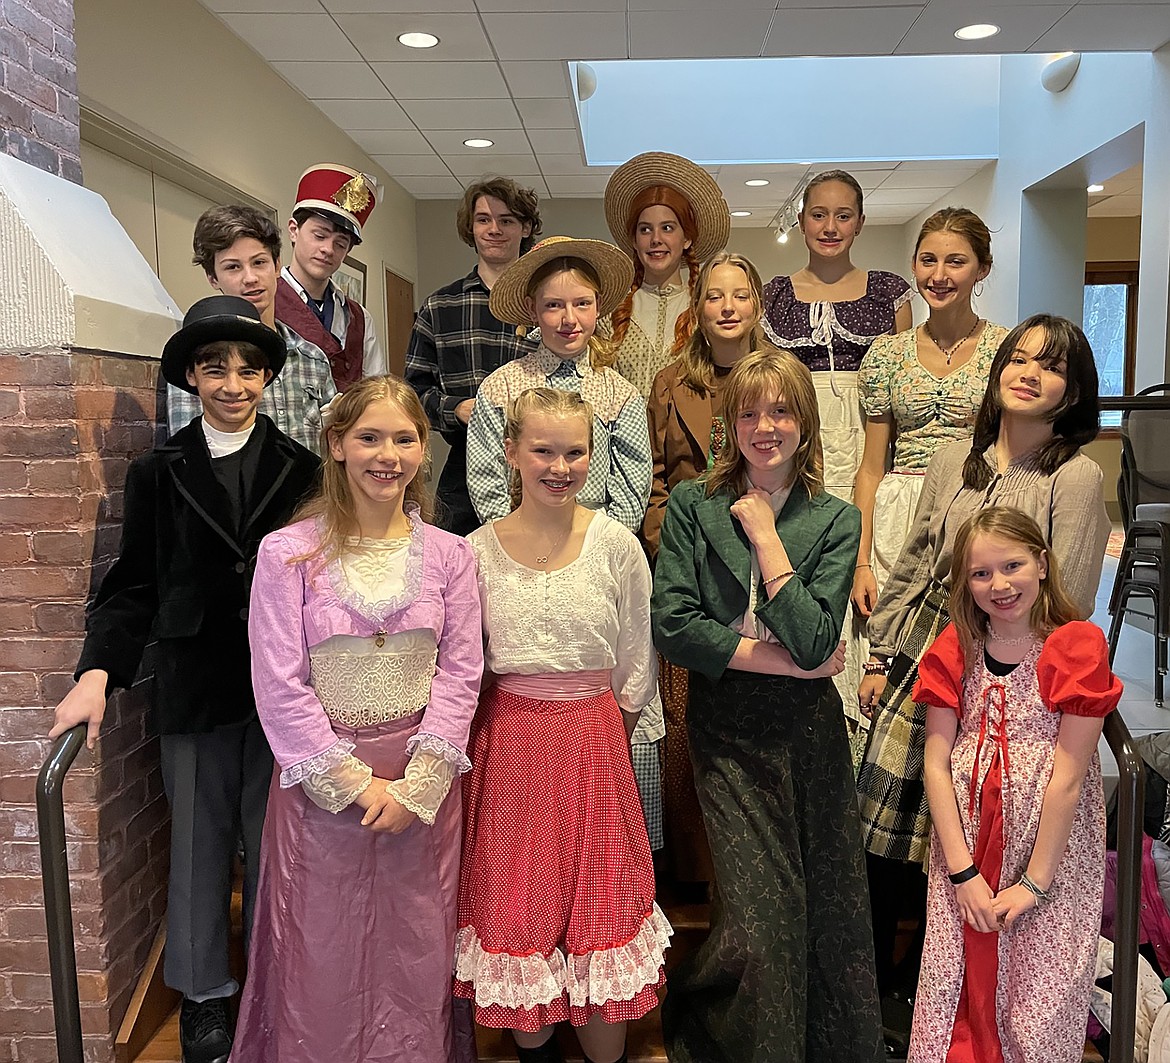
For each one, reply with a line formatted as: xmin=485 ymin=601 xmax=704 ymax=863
xmin=455 ymin=379 xmax=671 ymax=1063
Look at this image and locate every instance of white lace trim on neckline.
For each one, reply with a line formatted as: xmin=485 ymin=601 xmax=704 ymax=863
xmin=325 ymin=506 xmax=425 ymax=624
xmin=455 ymin=903 xmax=672 ymax=1009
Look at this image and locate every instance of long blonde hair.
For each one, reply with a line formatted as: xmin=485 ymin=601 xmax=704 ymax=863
xmin=526 ymin=257 xmax=614 ymax=371
xmin=704 ymin=349 xmax=823 ymax=500
xmin=948 ymin=507 xmax=1081 ymax=661
xmin=677 ymin=251 xmax=767 ymax=396
xmin=288 ymin=376 xmax=433 ymax=567
xmin=503 ymin=387 xmax=594 ymax=511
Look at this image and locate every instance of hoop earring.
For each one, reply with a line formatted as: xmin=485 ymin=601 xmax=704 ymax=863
xmin=974 ymin=281 xmax=985 ymax=298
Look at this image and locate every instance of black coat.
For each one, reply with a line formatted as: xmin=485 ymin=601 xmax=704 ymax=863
xmin=76 ymin=415 xmax=320 ymax=733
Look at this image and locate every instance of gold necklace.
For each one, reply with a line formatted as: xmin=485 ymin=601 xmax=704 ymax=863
xmin=924 ymin=317 xmax=981 ymax=365
xmin=518 ymin=515 xmax=570 ymax=566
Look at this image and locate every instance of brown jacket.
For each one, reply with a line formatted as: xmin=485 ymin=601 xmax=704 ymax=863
xmin=642 ymin=358 xmax=716 ymax=560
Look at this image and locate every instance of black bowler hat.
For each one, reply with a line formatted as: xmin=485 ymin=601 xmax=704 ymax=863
xmin=161 ymin=296 xmax=287 ymax=394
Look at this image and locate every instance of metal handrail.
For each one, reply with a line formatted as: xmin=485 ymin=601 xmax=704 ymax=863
xmin=35 ymin=724 xmax=87 ymax=1063
xmin=1104 ymin=710 xmax=1145 ymax=1063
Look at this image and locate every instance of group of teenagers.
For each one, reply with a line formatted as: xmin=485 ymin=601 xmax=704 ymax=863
xmin=49 ymin=150 xmax=1125 ymax=1063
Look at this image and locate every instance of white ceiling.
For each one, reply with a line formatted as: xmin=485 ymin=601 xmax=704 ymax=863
xmin=198 ymin=0 xmax=1164 ymax=223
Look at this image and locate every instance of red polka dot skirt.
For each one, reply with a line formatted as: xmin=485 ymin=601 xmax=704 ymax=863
xmin=454 ymin=684 xmax=671 ymax=1032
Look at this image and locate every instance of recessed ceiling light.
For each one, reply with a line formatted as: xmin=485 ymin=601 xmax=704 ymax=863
xmin=398 ymin=31 xmax=439 ymax=48
xmin=745 ymin=179 xmax=769 ymax=187
xmin=464 ymin=138 xmax=494 ymax=148
xmin=954 ymin=23 xmax=999 ymax=41
xmin=730 ymin=210 xmax=752 ymax=217
xmin=1087 ymin=183 xmax=1105 ymax=193
xmin=777 ymin=231 xmax=789 ymax=244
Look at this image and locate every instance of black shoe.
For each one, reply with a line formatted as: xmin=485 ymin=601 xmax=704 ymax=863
xmin=514 ymin=1034 xmax=564 ymax=1063
xmin=179 ymin=997 xmax=232 ymax=1063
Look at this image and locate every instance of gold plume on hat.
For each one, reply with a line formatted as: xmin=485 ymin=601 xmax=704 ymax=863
xmin=332 ymin=173 xmax=373 ymax=214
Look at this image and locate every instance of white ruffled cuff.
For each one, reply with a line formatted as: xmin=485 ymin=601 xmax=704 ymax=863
xmin=455 ymin=903 xmax=672 ymax=1010
xmin=279 ymin=739 xmax=357 ymax=787
xmin=384 ymin=749 xmax=456 ymax=826
xmin=406 ymin=732 xmax=471 ymax=774
xmin=300 ymin=752 xmax=374 ymax=813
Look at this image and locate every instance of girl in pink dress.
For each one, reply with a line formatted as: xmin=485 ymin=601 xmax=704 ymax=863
xmin=233 ymin=377 xmax=482 ymax=1063
xmin=911 ymin=506 xmax=1122 ymax=1063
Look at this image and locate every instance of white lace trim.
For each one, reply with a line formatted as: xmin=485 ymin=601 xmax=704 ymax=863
xmin=310 ymin=644 xmax=436 ymax=727
xmin=279 ymin=738 xmax=356 ymax=788
xmin=324 ymin=506 xmax=425 ymax=623
xmin=407 ymin=731 xmax=472 ymax=774
xmin=477 ymin=347 xmax=634 ymax=423
xmin=301 ymin=753 xmax=374 ymax=813
xmin=455 ymin=903 xmax=672 ymax=1010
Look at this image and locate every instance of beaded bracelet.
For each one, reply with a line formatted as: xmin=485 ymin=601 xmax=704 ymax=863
xmin=863 ymin=661 xmax=889 ymax=676
xmin=948 ymin=864 xmax=980 ymax=886
xmin=762 ymin=570 xmax=794 ymax=587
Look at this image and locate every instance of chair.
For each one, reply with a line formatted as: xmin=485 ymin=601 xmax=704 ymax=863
xmin=1108 ymin=384 xmax=1170 ymax=706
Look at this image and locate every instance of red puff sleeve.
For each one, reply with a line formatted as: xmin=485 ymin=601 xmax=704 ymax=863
xmin=1037 ymin=621 xmax=1123 ymax=717
xmin=912 ymin=623 xmax=966 ymax=716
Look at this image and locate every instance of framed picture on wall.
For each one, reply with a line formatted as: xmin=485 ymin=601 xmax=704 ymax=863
xmin=334 ymin=256 xmax=367 ymax=304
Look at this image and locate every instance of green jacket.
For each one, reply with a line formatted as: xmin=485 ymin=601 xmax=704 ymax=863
xmin=651 ymin=478 xmax=861 ymax=684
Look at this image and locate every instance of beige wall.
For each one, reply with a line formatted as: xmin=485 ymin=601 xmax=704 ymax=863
xmin=75 ymin=0 xmax=418 ymax=345
xmin=1087 ymin=216 xmax=1141 ymax=262
xmin=415 ymin=196 xmax=912 ymax=307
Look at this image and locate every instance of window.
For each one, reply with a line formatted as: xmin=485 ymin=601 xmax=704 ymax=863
xmin=1083 ymin=261 xmax=1138 ymax=429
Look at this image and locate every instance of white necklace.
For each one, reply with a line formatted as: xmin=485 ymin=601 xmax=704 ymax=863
xmin=987 ymin=627 xmax=1037 ymax=647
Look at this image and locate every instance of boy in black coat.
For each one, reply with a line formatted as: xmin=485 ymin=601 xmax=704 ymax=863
xmin=50 ymin=296 xmax=321 ymax=1063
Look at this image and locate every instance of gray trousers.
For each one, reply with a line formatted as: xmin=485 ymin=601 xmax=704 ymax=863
xmin=159 ymin=718 xmax=272 ymax=999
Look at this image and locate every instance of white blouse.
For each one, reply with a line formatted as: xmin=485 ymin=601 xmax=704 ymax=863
xmin=468 ymin=512 xmax=659 ymax=719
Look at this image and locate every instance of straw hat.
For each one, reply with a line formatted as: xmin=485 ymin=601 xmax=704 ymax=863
xmin=604 ymin=151 xmax=730 ymax=263
xmin=488 ymin=236 xmax=635 ymax=325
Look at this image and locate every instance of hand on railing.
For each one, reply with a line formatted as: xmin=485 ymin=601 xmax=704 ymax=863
xmin=47 ymin=670 xmax=108 ymax=750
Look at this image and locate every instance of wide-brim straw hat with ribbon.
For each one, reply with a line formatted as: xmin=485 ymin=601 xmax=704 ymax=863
xmin=489 ymin=236 xmax=635 ymax=326
xmin=604 ymin=151 xmax=730 ymax=263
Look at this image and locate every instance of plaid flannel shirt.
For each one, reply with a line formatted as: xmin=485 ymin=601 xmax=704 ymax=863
xmin=167 ymin=321 xmax=338 ymax=455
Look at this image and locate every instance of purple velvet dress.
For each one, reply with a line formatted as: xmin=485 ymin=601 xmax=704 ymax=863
xmin=231 ymin=514 xmax=483 ymax=1063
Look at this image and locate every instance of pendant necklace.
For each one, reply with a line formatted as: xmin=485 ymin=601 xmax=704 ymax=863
xmin=924 ymin=317 xmax=981 ymax=365
xmin=520 ymin=517 xmax=569 ymax=567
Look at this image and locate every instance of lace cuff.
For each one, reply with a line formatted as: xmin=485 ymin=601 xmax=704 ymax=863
xmin=279 ymin=738 xmax=357 ymax=787
xmin=406 ymin=732 xmax=471 ymax=774
xmin=300 ymin=752 xmax=373 ymax=813
xmin=385 ymin=750 xmax=456 ymax=826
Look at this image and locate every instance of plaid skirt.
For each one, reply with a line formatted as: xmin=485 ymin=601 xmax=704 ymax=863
xmin=856 ymin=583 xmax=950 ymax=865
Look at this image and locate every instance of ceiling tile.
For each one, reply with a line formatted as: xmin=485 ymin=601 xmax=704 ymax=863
xmin=322 ymin=0 xmax=473 ymax=9
xmin=467 ymin=175 xmax=551 ymax=199
xmin=630 ymin=8 xmax=774 ymax=58
xmin=515 ymin=97 xmax=578 ymax=129
xmin=395 ymin=175 xmax=466 ymax=196
xmin=545 ymin=175 xmax=614 ymax=195
xmin=629 ymin=0 xmax=774 ymax=8
xmin=219 ymin=12 xmax=362 ymax=60
xmin=500 ymin=60 xmax=573 ymax=97
xmin=273 ymin=60 xmax=391 ymax=98
xmin=447 ymin=153 xmax=541 ymax=177
xmin=898 ymin=4 xmax=1073 ymax=53
xmin=764 ymin=6 xmax=923 ymax=55
xmin=525 ymin=127 xmax=584 ymax=154
xmin=400 ymin=98 xmax=522 ymax=129
xmin=371 ymin=61 xmax=509 ymax=98
xmin=481 ymin=12 xmax=629 ymax=60
xmin=880 ymin=167 xmax=984 ymax=188
xmin=476 ymin=0 xmax=626 ymax=8
xmin=426 ymin=129 xmax=533 ymax=153
xmin=819 ymin=160 xmax=909 ymax=171
xmin=1088 ymin=195 xmax=1143 ymax=218
xmin=539 ymin=153 xmax=610 ymax=176
xmin=369 ymin=154 xmax=455 ymax=176
xmin=312 ymin=97 xmax=414 ymax=128
xmin=350 ymin=128 xmax=434 ymax=154
xmin=203 ymin=0 xmax=322 ymax=11
xmin=335 ymin=12 xmax=494 ymax=61
xmin=865 ymin=186 xmax=951 ymax=205
xmin=1031 ymin=4 xmax=1170 ymax=50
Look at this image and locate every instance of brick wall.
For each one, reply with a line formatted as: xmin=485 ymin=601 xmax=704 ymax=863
xmin=1 ymin=0 xmax=80 ymax=183
xmin=0 ymin=349 xmax=168 ymax=1062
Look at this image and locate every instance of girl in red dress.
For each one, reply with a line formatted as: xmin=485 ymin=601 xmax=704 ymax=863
xmin=911 ymin=506 xmax=1122 ymax=1063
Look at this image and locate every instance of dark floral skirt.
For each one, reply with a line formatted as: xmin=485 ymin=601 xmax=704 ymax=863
xmin=663 ymin=670 xmax=883 ymax=1063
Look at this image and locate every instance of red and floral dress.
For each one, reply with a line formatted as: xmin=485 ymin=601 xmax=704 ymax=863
xmin=909 ymin=621 xmax=1122 ymax=1063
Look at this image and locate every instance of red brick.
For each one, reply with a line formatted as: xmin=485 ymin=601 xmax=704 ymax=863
xmin=0 ymin=937 xmax=48 ymax=972
xmin=0 ymin=494 xmax=80 ymax=524
xmin=52 ymin=30 xmax=74 ymax=62
xmin=3 ymin=64 xmax=55 ymax=111
xmin=0 ymin=876 xmax=47 ymax=907
xmin=96 ymin=357 xmax=157 ymax=391
xmin=0 ymin=566 xmax=90 ymax=600
xmin=98 ymin=421 xmax=153 ymax=456
xmin=27 ymin=459 xmax=79 ymax=491
xmin=38 ymin=670 xmax=78 ymax=704
xmin=0 ymin=706 xmax=49 ymax=737
xmin=0 ymin=841 xmax=42 ymax=875
xmin=29 ymin=44 xmax=73 ymax=92
xmin=23 ymin=0 xmax=72 ymax=33
xmin=77 ymin=456 xmax=127 ymax=494
xmin=5 ymin=907 xmax=47 ymax=938
xmin=0 ymin=424 xmax=77 ymax=458
xmin=0 ymin=462 xmax=28 ymax=490
xmin=2 ymin=2 xmax=54 ymax=48
xmin=0 ymin=671 xmax=38 ymax=704
xmin=8 ymin=972 xmax=51 ymax=1002
xmin=0 ymin=353 xmax=71 ymax=387
xmin=0 ymin=739 xmax=50 ymax=774
xmin=0 ymin=1005 xmax=56 ymax=1035
xmin=0 ymin=774 xmax=36 ymax=804
xmin=0 ymin=532 xmax=30 ymax=562
xmin=67 ymin=356 xmax=98 ymax=387
xmin=19 ymin=387 xmax=75 ymax=421
xmin=0 ymin=388 xmax=19 ymax=418
xmin=30 ymin=107 xmax=75 ymax=152
xmin=0 ymin=638 xmax=84 ymax=672
xmin=32 ymin=601 xmax=84 ymax=633
xmin=0 ymin=601 xmax=33 ymax=631
xmin=30 ymin=530 xmax=90 ymax=564
xmin=0 ymin=25 xmax=30 ymax=66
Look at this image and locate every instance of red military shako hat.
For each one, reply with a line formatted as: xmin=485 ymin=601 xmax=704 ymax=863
xmin=292 ymin=163 xmax=379 ymax=245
